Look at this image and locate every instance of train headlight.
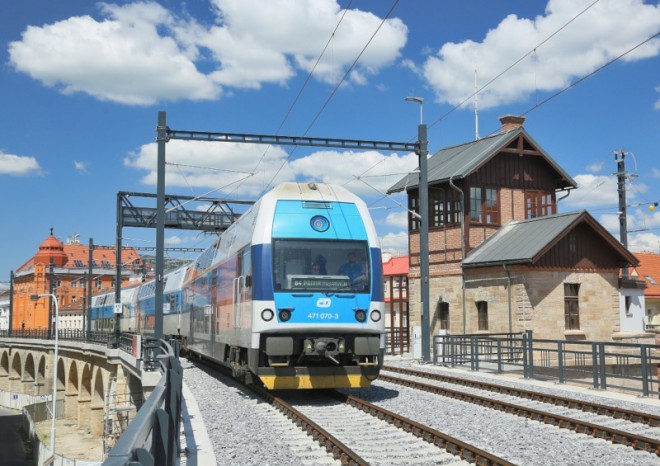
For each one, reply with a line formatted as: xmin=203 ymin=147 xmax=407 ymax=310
xmin=261 ymin=309 xmax=274 ymax=322
xmin=310 ymin=215 xmax=330 ymax=232
xmin=355 ymin=309 xmax=366 ymax=322
xmin=370 ymin=310 xmax=381 ymax=322
xmin=279 ymin=309 xmax=292 ymax=322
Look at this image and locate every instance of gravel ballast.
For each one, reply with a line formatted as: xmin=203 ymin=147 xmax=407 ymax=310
xmin=182 ymin=356 xmax=660 ymax=465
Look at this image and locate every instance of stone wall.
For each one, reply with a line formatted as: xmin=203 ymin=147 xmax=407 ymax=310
xmin=408 ymin=268 xmax=626 ymax=342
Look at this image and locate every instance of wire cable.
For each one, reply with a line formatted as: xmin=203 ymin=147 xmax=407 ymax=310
xmin=261 ymin=0 xmax=402 ymax=194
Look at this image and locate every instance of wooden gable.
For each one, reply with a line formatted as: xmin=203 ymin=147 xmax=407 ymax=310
xmin=535 ymin=222 xmax=629 ymax=270
xmin=468 ymin=133 xmax=570 ymax=191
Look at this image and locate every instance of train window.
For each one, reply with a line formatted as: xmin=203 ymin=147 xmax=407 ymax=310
xmin=272 ymin=239 xmax=370 ymax=293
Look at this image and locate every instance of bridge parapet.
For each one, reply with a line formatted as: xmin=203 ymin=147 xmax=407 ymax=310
xmin=0 ymin=332 xmax=181 ymax=465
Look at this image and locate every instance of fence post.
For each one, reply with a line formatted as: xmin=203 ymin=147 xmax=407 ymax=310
xmin=597 ymin=342 xmax=606 ymax=390
xmin=450 ymin=337 xmax=456 ymax=367
xmin=497 ymin=339 xmax=503 ymax=373
xmin=153 ymin=409 xmax=169 ymax=466
xmin=526 ymin=330 xmax=534 ymax=379
xmin=522 ymin=332 xmax=529 ymax=378
xmin=641 ymin=345 xmax=649 ymax=397
xmin=558 ymin=341 xmax=564 ymax=384
xmin=471 ymin=337 xmax=478 ymax=372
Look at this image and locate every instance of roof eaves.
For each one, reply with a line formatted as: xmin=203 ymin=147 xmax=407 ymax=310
xmin=462 ymin=258 xmax=533 ymax=269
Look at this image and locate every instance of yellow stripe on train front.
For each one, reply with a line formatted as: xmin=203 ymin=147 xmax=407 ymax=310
xmin=260 ymin=374 xmax=373 ymax=390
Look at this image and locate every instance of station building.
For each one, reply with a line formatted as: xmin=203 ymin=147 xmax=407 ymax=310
xmin=389 ymin=115 xmax=651 ymax=344
xmin=635 ymin=252 xmax=660 ymax=330
xmin=383 ymin=253 xmax=409 ymax=354
xmin=11 ymin=229 xmax=142 ymax=331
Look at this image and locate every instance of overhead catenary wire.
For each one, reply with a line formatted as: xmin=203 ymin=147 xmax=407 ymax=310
xmin=360 ymin=29 xmax=660 ymax=212
xmin=427 ymin=0 xmax=601 ymax=131
xmin=231 ymin=0 xmax=355 ymax=198
xmin=261 ymin=0 xmax=402 ymax=194
xmin=353 ymin=0 xmax=605 ymax=208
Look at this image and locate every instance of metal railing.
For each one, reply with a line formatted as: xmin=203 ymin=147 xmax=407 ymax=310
xmin=385 ymin=326 xmax=410 ymax=355
xmin=0 ymin=328 xmax=116 ymax=345
xmin=104 ymin=337 xmax=183 ymax=466
xmin=0 ymin=330 xmax=184 ymax=465
xmin=434 ymin=331 xmax=660 ymax=397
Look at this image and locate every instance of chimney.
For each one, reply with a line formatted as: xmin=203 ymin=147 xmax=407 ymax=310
xmin=499 ymin=115 xmax=525 ymax=132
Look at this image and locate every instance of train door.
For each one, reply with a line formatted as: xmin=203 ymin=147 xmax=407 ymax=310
xmin=233 ymin=248 xmax=252 ymax=335
xmin=210 ymin=270 xmax=218 ymax=357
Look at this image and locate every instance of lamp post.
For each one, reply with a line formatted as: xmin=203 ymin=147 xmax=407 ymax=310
xmin=31 ymin=293 xmax=59 ymax=457
xmin=405 ymin=96 xmax=431 ymax=362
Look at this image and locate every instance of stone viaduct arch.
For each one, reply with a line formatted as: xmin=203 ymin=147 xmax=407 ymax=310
xmin=0 ymin=338 xmax=146 ymax=445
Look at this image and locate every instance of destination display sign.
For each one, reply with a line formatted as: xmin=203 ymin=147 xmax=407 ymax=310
xmin=287 ymin=275 xmax=350 ymax=290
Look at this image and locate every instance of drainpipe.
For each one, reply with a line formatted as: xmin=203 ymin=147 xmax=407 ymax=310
xmin=557 ymin=187 xmax=572 ymax=204
xmin=503 ymin=264 xmax=512 ymax=334
xmin=449 ymin=175 xmax=466 ymax=333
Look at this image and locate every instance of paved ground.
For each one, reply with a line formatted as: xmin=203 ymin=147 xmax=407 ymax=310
xmin=0 ymin=407 xmax=30 ymax=466
xmin=33 ymin=418 xmax=105 ymax=462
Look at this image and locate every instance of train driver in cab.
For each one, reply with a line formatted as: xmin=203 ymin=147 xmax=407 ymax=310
xmin=338 ymin=252 xmax=366 ymax=289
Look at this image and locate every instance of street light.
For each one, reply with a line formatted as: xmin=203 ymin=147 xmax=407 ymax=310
xmin=31 ymin=293 xmax=59 ymax=458
xmin=405 ymin=96 xmax=424 ymax=124
xmin=405 ymin=96 xmax=431 ymax=362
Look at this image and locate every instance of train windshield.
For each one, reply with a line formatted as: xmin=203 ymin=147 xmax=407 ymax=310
xmin=272 ymin=239 xmax=370 ymax=293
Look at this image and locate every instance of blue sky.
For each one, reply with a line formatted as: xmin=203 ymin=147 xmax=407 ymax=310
xmin=1 ymin=0 xmax=659 ymax=283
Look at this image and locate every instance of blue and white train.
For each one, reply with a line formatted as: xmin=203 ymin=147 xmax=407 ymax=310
xmin=92 ymin=182 xmax=385 ymax=389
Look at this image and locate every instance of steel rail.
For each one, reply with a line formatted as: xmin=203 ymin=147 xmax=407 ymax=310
xmin=326 ymin=390 xmax=516 ymax=466
xmin=379 ymin=371 xmax=660 ymax=456
xmin=383 ymin=365 xmax=660 ymax=427
xmin=248 ymin=385 xmax=368 ymax=466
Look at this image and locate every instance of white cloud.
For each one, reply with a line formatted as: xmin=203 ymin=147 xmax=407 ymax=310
xmin=289 ymin=150 xmax=418 ymax=197
xmin=586 ymin=161 xmax=604 ymax=173
xmin=0 ymin=151 xmax=41 ymax=176
xmin=563 ymin=173 xmax=617 ymax=209
xmin=379 ymin=231 xmax=408 ymax=254
xmin=124 ymin=139 xmax=296 ymax=196
xmin=385 ymin=211 xmax=408 ymax=229
xmin=629 ymin=232 xmax=660 ymax=253
xmin=74 ymin=161 xmax=87 ymax=173
xmin=9 ymin=0 xmax=407 ymax=105
xmin=165 ymin=235 xmax=184 ymax=245
xmin=9 ymin=2 xmax=218 ymax=105
xmin=422 ymin=0 xmax=660 ymax=109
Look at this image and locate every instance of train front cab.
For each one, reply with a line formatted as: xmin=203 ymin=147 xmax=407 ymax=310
xmin=252 ymin=237 xmax=385 ymax=389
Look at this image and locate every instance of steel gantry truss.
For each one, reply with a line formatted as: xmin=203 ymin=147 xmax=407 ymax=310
xmin=113 ymin=191 xmax=254 ymax=345
xmin=141 ymin=111 xmax=430 ymax=362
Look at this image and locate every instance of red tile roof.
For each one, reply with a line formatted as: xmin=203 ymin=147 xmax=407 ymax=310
xmin=17 ymin=237 xmax=140 ymax=273
xmin=633 ymin=253 xmax=660 ymax=298
xmin=383 ymin=256 xmax=409 ymax=276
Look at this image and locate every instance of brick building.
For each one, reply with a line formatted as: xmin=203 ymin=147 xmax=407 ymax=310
xmin=383 ymin=254 xmax=409 ymax=354
xmin=634 ymin=252 xmax=660 ymax=330
xmin=11 ymin=229 xmax=142 ymax=331
xmin=389 ymin=115 xmax=647 ymax=344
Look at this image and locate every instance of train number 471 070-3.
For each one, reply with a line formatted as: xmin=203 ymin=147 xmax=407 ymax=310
xmin=307 ymin=312 xmax=340 ymax=320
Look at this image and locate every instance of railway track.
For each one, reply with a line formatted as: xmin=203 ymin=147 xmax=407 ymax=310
xmin=380 ymin=365 xmax=660 ymax=457
xmin=189 ymin=356 xmax=512 ymax=465
xmin=268 ymin=387 xmax=514 ymax=466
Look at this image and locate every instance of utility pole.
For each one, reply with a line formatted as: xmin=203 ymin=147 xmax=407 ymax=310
xmin=48 ymin=259 xmax=55 ymax=339
xmin=615 ymin=149 xmax=629 ymax=278
xmin=9 ymin=271 xmax=14 ymax=336
xmin=87 ymin=239 xmax=93 ymax=340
